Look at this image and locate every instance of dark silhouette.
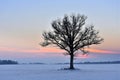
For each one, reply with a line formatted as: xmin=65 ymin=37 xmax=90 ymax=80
xmin=54 ymin=61 xmax=120 ymax=65
xmin=0 ymin=60 xmax=18 ymax=64
xmin=79 ymin=61 xmax=120 ymax=64
xmin=41 ymin=14 xmax=103 ymax=69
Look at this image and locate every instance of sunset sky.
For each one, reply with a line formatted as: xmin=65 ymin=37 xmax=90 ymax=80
xmin=0 ymin=0 xmax=120 ymax=62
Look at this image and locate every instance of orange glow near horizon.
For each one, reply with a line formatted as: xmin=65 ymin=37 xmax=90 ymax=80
xmin=0 ymin=47 xmax=119 ymax=54
xmin=85 ymin=48 xmax=118 ymax=54
xmin=76 ymin=54 xmax=90 ymax=59
xmin=0 ymin=47 xmax=64 ymax=53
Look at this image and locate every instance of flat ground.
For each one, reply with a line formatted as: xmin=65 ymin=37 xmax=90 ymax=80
xmin=0 ymin=64 xmax=120 ymax=80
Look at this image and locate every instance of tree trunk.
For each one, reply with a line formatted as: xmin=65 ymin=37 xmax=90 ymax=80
xmin=70 ymin=53 xmax=74 ymax=69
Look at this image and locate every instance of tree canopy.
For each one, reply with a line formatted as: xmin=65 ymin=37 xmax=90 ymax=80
xmin=41 ymin=14 xmax=103 ymax=69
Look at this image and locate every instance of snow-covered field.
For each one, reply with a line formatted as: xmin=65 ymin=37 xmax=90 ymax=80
xmin=0 ymin=64 xmax=120 ymax=80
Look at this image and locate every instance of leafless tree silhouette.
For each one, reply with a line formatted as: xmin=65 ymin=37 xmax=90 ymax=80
xmin=41 ymin=14 xmax=103 ymax=69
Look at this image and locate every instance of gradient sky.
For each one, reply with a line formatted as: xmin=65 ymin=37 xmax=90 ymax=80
xmin=0 ymin=0 xmax=120 ymax=62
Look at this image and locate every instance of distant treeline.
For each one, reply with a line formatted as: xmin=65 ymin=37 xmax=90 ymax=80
xmin=78 ymin=61 xmax=120 ymax=64
xmin=0 ymin=60 xmax=18 ymax=64
xmin=28 ymin=62 xmax=45 ymax=64
xmin=55 ymin=61 xmax=120 ymax=65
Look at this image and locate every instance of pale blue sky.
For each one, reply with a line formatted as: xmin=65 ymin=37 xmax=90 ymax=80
xmin=0 ymin=0 xmax=120 ymax=62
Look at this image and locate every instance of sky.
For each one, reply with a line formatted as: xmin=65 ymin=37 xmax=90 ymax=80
xmin=0 ymin=0 xmax=120 ymax=63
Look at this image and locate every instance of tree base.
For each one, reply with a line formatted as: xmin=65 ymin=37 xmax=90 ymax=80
xmin=69 ymin=67 xmax=75 ymax=70
xmin=59 ymin=67 xmax=80 ymax=70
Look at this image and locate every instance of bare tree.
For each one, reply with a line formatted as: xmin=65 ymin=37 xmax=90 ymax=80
xmin=41 ymin=14 xmax=103 ymax=69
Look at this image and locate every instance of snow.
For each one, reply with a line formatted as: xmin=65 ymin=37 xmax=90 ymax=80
xmin=0 ymin=64 xmax=120 ymax=80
